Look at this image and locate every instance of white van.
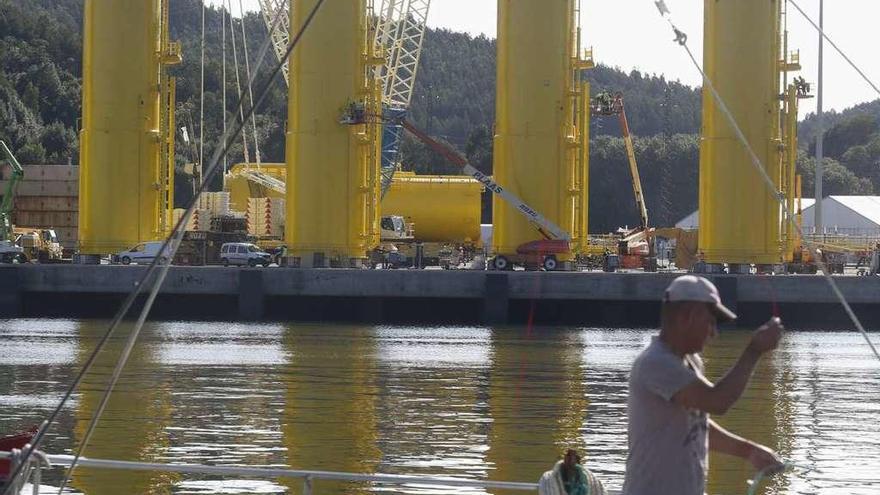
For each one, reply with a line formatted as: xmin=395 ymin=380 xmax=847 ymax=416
xmin=115 ymin=241 xmax=170 ymax=265
xmin=220 ymin=243 xmax=272 ymax=267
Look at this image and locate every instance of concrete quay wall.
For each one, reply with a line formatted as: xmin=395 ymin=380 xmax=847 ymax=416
xmin=3 ymin=265 xmax=880 ymax=328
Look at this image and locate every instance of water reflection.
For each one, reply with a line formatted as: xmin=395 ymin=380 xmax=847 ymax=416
xmin=703 ymin=332 xmax=781 ymax=495
xmin=374 ymin=326 xmax=493 ymax=489
xmin=157 ymin=322 xmax=287 ymax=494
xmin=281 ymin=325 xmax=380 ymax=494
xmin=71 ymin=322 xmax=176 ymax=494
xmin=486 ymin=327 xmax=588 ymax=494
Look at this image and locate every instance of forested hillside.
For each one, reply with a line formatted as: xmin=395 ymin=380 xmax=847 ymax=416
xmin=1 ymin=0 xmax=878 ymax=231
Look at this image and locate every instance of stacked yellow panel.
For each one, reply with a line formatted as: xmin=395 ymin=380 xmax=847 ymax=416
xmin=247 ymin=198 xmax=285 ymax=237
xmin=197 ymin=192 xmax=231 ymax=217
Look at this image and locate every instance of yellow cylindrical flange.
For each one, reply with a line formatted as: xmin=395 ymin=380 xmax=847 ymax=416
xmin=699 ymin=0 xmax=783 ymax=265
xmin=493 ymin=0 xmax=588 ymax=260
xmin=381 ymin=172 xmax=483 ymax=243
xmin=78 ymin=0 xmax=163 ymax=254
xmin=285 ymin=0 xmax=382 ymax=267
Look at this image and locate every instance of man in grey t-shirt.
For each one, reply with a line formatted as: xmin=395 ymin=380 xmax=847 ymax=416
xmin=622 ymin=275 xmax=784 ymax=495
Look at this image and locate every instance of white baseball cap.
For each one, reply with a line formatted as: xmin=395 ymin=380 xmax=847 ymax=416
xmin=664 ymin=275 xmax=737 ymax=322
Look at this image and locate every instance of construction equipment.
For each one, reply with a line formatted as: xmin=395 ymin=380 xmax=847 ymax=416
xmin=0 ymin=141 xmax=26 ymax=263
xmin=345 ymin=112 xmax=572 ymax=270
xmin=259 ymin=0 xmax=431 ymax=197
xmin=13 ymin=228 xmax=63 ymax=263
xmin=592 ymin=92 xmax=649 ymax=233
xmin=0 ymin=141 xmax=23 ymax=243
xmin=592 ymin=92 xmax=656 ymax=270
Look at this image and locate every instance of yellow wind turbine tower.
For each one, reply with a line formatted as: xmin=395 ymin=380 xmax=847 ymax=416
xmin=492 ymin=0 xmax=591 ymax=262
xmin=285 ymin=0 xmax=383 ymax=268
xmin=77 ymin=0 xmax=179 ymax=261
xmin=699 ymin=0 xmax=786 ymax=269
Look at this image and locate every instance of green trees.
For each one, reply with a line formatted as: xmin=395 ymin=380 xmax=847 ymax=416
xmin=2 ymin=0 xmax=879 ymax=230
xmin=0 ymin=0 xmax=82 ymax=164
xmin=800 ymin=107 xmax=880 ymax=196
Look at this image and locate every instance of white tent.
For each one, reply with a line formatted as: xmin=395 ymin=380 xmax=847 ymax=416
xmin=675 ymin=198 xmax=833 ymax=232
xmin=800 ymin=196 xmax=880 ymax=236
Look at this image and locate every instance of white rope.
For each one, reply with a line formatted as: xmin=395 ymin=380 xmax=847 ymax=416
xmin=238 ymin=0 xmax=263 ymax=169
xmin=227 ymin=0 xmax=251 ymax=164
xmin=651 ymin=0 xmax=880 ymax=362
xmin=222 ymin=4 xmax=228 ymax=183
xmin=789 ymin=0 xmax=880 ymax=98
xmin=199 ymin=0 xmax=206 ymax=176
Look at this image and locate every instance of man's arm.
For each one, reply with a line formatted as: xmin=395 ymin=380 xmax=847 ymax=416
xmin=672 ymin=317 xmax=783 ymax=415
xmin=709 ymin=419 xmax=783 ymax=472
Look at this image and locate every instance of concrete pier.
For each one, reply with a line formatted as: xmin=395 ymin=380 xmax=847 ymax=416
xmin=3 ymin=264 xmax=880 ymax=328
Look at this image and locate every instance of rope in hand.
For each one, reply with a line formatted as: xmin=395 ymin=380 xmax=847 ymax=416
xmin=746 ymin=461 xmax=815 ymax=495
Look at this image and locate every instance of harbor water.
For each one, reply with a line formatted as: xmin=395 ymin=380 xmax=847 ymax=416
xmin=1 ymin=320 xmax=878 ymax=494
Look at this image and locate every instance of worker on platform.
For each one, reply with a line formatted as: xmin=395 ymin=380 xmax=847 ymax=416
xmin=621 ymin=275 xmax=784 ymax=495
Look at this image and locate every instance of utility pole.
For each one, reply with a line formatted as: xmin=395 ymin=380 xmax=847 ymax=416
xmin=814 ymin=0 xmax=824 ymax=235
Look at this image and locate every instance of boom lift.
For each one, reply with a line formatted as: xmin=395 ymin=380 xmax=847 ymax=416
xmin=379 ymin=115 xmax=572 ymax=270
xmin=592 ymin=92 xmax=656 ymax=270
xmin=0 ymin=141 xmax=27 ymax=263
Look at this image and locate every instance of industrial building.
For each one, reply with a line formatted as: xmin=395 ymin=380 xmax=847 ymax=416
xmin=801 ymin=196 xmax=880 ymax=236
xmin=679 ymin=196 xmax=880 ymax=237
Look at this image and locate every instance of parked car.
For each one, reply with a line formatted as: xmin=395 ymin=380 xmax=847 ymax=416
xmin=114 ymin=241 xmax=171 ymax=265
xmin=220 ymin=242 xmax=272 ymax=267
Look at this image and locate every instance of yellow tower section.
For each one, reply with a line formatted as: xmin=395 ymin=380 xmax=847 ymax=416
xmin=381 ymin=172 xmax=483 ymax=243
xmin=285 ymin=0 xmax=382 ymax=268
xmin=78 ymin=0 xmax=167 ymax=256
xmin=699 ymin=0 xmax=783 ymax=265
xmin=493 ymin=0 xmax=590 ymax=260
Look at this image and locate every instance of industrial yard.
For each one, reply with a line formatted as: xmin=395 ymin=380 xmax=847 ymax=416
xmin=0 ymin=0 xmax=879 ymax=320
xmin=3 ymin=2 xmax=880 ymax=495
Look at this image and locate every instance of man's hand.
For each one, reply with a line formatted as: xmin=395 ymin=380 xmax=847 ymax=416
xmin=748 ymin=317 xmax=784 ymax=355
xmin=748 ymin=443 xmax=784 ymax=474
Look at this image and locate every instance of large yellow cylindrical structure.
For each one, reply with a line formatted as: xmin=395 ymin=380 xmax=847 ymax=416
xmin=285 ymin=0 xmax=382 ymax=267
xmin=493 ymin=0 xmax=589 ymax=260
xmin=699 ymin=0 xmax=782 ymax=265
xmin=78 ymin=0 xmax=163 ymax=255
xmin=381 ymin=173 xmax=483 ymax=243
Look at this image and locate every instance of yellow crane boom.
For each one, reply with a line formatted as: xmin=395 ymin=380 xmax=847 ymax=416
xmin=593 ymin=92 xmax=648 ymax=231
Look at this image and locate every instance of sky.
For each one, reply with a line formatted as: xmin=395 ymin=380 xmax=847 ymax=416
xmin=211 ymin=0 xmax=880 ymax=118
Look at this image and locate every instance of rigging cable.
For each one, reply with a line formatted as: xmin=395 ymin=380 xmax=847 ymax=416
xmin=0 ymin=2 xmax=327 ymax=493
xmin=788 ymin=0 xmax=880 ymax=98
xmin=199 ymin=0 xmax=206 ymax=177
xmin=227 ymin=0 xmax=251 ymax=164
xmin=222 ymin=4 xmax=228 ymax=185
xmin=238 ymin=0 xmax=263 ymax=168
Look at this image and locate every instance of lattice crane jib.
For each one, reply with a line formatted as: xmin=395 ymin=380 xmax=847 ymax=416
xmin=381 ymin=0 xmax=430 ymax=109
xmin=258 ymin=0 xmax=432 ymax=196
xmin=258 ymin=0 xmax=291 ymax=84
